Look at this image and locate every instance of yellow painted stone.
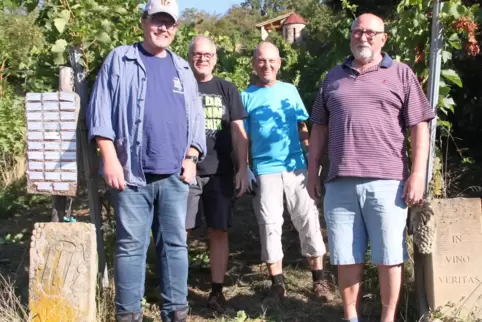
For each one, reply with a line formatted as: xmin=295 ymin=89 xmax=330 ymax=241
xmin=29 ymin=223 xmax=97 ymax=322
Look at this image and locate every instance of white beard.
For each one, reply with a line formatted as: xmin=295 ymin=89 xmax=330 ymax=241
xmin=351 ymin=43 xmax=373 ymax=61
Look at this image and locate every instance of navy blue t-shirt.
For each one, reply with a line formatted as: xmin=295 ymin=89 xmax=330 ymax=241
xmin=139 ymin=45 xmax=187 ymax=174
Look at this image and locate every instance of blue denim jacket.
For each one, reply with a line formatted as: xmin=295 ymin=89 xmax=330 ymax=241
xmin=86 ymin=42 xmax=206 ymax=186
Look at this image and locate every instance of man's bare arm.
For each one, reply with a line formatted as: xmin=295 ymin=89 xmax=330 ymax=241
xmin=307 ymin=124 xmax=329 ymax=200
xmin=231 ymin=120 xmax=249 ymax=196
xmin=308 ymin=124 xmax=328 ymax=170
xmin=96 ymin=137 xmax=116 ymax=162
xmin=402 ymin=121 xmax=430 ymax=205
xmin=186 ymin=146 xmax=200 ymax=158
xmin=410 ymin=122 xmax=430 ymax=176
xmin=298 ymin=121 xmax=309 ymax=153
xmin=96 ymin=137 xmax=125 ymax=190
xmin=231 ymin=120 xmax=249 ymax=171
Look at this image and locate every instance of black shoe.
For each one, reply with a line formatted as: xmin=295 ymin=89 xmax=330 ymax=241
xmin=116 ymin=312 xmax=143 ymax=322
xmin=169 ymin=306 xmax=189 ymax=322
xmin=207 ymin=291 xmax=227 ymax=313
xmin=265 ymin=283 xmax=287 ymax=303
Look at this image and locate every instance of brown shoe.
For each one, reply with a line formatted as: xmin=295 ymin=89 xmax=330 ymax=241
xmin=207 ymin=292 xmax=227 ymax=313
xmin=266 ymin=283 xmax=287 ymax=302
xmin=313 ymin=279 xmax=334 ymax=303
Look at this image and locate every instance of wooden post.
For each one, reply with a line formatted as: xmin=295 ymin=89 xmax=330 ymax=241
xmin=50 ymin=67 xmax=76 ymax=223
xmin=50 ymin=197 xmax=65 ymax=222
xmin=67 ymin=48 xmax=109 ymax=289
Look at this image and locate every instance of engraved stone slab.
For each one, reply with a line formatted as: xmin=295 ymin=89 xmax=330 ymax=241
xmin=29 ymin=223 xmax=97 ymax=322
xmin=25 ymin=92 xmax=80 ymax=196
xmin=424 ymin=198 xmax=482 ymax=318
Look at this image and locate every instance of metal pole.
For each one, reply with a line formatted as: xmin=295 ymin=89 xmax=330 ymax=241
xmin=425 ymin=0 xmax=444 ymax=197
xmin=416 ymin=2 xmax=445 ymax=321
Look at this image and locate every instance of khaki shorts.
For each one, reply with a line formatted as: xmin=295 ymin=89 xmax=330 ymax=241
xmin=252 ymin=169 xmax=327 ymax=264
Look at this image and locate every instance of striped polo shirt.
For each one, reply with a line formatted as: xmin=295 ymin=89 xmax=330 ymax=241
xmin=310 ymin=53 xmax=435 ymax=182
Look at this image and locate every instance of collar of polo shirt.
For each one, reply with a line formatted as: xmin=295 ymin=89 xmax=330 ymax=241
xmin=343 ymin=51 xmax=393 ymax=69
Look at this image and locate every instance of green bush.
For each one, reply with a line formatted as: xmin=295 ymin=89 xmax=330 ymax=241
xmin=0 ymin=81 xmax=25 ymax=160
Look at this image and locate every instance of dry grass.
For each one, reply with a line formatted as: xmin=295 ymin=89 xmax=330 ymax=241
xmin=1 ymin=194 xmax=481 ymax=321
xmin=96 ymin=282 xmax=116 ymax=322
xmin=429 ymin=298 xmax=482 ymax=322
xmin=0 ymin=274 xmax=28 ymax=322
xmin=0 ymin=154 xmax=25 ymax=188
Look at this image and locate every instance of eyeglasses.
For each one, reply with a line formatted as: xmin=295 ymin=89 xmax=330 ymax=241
xmin=351 ymin=28 xmax=385 ymax=39
xmin=148 ymin=16 xmax=177 ymax=30
xmin=255 ymin=58 xmax=278 ymax=65
xmin=192 ymin=52 xmax=216 ymax=60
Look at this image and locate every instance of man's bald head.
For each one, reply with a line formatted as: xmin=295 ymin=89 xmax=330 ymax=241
xmin=252 ymin=41 xmax=281 ymax=86
xmin=350 ymin=13 xmax=388 ymax=66
xmin=253 ymin=41 xmax=280 ymax=60
xmin=351 ymin=13 xmax=385 ymax=32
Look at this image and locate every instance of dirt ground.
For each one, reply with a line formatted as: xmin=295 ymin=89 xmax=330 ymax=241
xmin=0 ymin=193 xmax=404 ymax=322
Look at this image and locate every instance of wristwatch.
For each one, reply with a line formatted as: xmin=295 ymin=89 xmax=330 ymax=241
xmin=185 ymin=155 xmax=199 ymax=164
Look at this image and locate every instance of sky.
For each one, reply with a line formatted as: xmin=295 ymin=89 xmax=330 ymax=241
xmin=178 ymin=0 xmax=243 ymax=15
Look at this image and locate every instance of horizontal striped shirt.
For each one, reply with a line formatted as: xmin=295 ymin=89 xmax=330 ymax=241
xmin=310 ymin=53 xmax=435 ymax=182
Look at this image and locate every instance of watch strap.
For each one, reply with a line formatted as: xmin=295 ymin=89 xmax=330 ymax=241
xmin=185 ymin=155 xmax=198 ymax=163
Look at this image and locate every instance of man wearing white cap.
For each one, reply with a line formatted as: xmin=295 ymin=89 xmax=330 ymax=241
xmin=87 ymin=0 xmax=206 ymax=321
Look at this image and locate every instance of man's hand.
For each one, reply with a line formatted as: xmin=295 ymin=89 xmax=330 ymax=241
xmin=235 ymin=167 xmax=248 ymax=197
xmin=306 ymin=124 xmax=327 ymax=202
xmin=403 ymin=172 xmax=426 ymax=206
xmin=103 ymin=158 xmax=126 ymax=191
xmin=180 ymin=158 xmax=197 ymax=184
xmin=307 ymin=172 xmax=322 ymax=202
xmin=96 ymin=137 xmax=126 ymax=191
xmin=246 ymin=166 xmax=257 ymax=194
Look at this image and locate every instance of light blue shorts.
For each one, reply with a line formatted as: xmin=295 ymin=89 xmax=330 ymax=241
xmin=324 ymin=177 xmax=408 ymax=266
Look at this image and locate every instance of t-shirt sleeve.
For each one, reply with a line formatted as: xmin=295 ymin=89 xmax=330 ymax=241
xmin=310 ymin=79 xmax=329 ymax=125
xmin=227 ymin=82 xmax=248 ymax=121
xmin=403 ymin=66 xmax=435 ymax=127
xmin=291 ymin=84 xmax=309 ymax=122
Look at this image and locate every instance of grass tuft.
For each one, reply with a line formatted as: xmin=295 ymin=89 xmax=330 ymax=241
xmin=0 ymin=274 xmax=28 ymax=322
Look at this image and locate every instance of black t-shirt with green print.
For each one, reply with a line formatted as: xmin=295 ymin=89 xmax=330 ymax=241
xmin=197 ymin=76 xmax=247 ymax=176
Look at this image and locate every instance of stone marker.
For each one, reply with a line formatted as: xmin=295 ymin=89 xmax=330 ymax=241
xmin=424 ymin=198 xmax=482 ymax=318
xmin=29 ymin=222 xmax=97 ymax=322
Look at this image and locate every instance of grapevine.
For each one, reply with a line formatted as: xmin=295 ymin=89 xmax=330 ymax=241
xmin=451 ymin=16 xmax=480 ymax=56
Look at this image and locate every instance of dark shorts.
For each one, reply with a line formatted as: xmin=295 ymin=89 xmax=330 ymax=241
xmin=186 ymin=175 xmax=234 ymax=231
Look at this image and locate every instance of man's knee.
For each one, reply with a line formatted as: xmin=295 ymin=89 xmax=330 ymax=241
xmin=208 ymin=228 xmax=228 ymax=240
xmin=377 ymin=263 xmax=404 ymax=269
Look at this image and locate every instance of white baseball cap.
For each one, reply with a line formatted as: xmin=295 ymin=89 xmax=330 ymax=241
xmin=144 ymin=0 xmax=179 ymax=22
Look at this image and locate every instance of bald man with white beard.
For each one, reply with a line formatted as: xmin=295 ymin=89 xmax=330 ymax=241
xmin=308 ymin=13 xmax=434 ymax=322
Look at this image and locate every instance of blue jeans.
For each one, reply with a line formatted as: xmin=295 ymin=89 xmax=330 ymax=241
xmin=111 ymin=172 xmax=189 ymax=321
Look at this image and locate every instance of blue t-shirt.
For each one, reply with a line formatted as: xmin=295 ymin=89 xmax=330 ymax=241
xmin=241 ymin=81 xmax=308 ymax=176
xmin=139 ymin=45 xmax=187 ymax=175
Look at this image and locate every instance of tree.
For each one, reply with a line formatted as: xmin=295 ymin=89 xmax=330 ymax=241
xmin=0 ymin=7 xmax=44 ymax=87
xmin=213 ymin=6 xmax=262 ymax=47
xmin=179 ymin=7 xmax=220 ymax=34
xmin=324 ymin=0 xmax=400 ymax=18
xmin=241 ymin=0 xmax=295 ymax=16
